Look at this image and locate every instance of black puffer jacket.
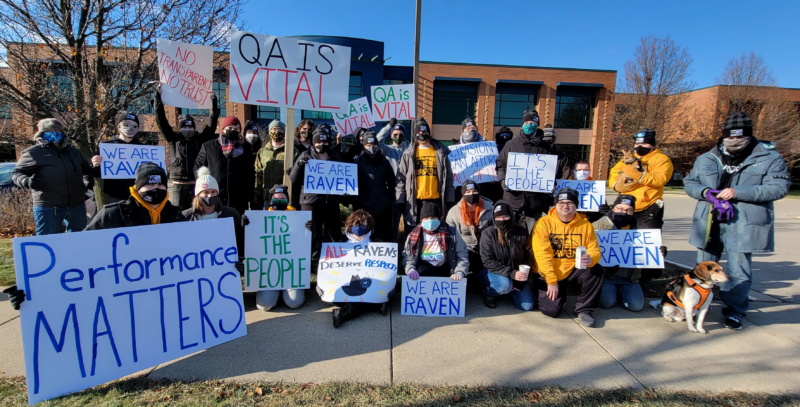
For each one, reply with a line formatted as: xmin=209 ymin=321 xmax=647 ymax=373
xmin=84 ymin=196 xmax=185 ymax=230
xmin=479 ymin=200 xmax=534 ymax=289
xmin=12 ymin=139 xmax=94 ymax=207
xmin=289 ymin=147 xmax=343 ymax=206
xmin=154 ymin=93 xmax=219 ymax=181
xmin=193 ymin=139 xmax=255 ymax=214
xmin=92 ymin=137 xmax=144 ymax=201
xmin=354 ymin=152 xmax=395 ymax=214
xmin=182 ymin=206 xmax=244 ymax=256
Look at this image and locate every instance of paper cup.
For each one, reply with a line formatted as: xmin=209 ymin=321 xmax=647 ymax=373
xmin=518 ymin=265 xmax=531 ymax=279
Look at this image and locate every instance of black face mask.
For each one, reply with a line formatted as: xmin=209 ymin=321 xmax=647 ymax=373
xmin=634 ymin=146 xmax=653 ymax=156
xmin=225 ymin=130 xmax=240 ymax=141
xmin=299 ymin=131 xmax=310 ymax=141
xmin=364 ymin=146 xmax=380 ymax=156
xmin=141 ymin=188 xmax=167 ymax=205
xmin=416 ymin=133 xmax=430 ymax=142
xmin=496 ymin=219 xmax=513 ymax=233
xmin=200 ymin=196 xmax=218 ymax=208
xmin=464 ymin=194 xmax=480 ymax=205
xmin=610 ymin=212 xmax=634 ymax=228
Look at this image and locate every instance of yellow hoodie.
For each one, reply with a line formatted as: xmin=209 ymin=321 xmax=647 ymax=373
xmin=532 ymin=207 xmax=602 ymax=285
xmin=607 ymin=148 xmax=673 ymax=212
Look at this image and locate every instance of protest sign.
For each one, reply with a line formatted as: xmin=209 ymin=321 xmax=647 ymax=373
xmin=448 ymin=141 xmax=498 ymax=186
xmin=98 ymin=143 xmax=166 ymax=179
xmin=229 ymin=30 xmax=351 ymax=113
xmin=243 ymin=210 xmax=312 ymax=291
xmin=333 ymin=97 xmax=374 ymax=136
xmin=504 ymin=153 xmax=557 ymax=193
xmin=303 ymin=159 xmax=358 ymax=195
xmin=157 ymin=39 xmax=214 ymax=109
xmin=317 ymin=242 xmax=398 ymax=303
xmin=401 ymin=277 xmax=466 ymax=317
xmin=371 ymin=84 xmax=415 ymax=122
xmin=12 ymin=218 xmax=246 ymax=404
xmin=596 ymin=229 xmax=664 ymax=269
xmin=555 ymin=180 xmax=607 ymax=212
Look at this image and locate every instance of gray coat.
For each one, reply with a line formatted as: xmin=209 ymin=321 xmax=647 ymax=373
xmin=445 ymin=196 xmax=494 ymax=251
xmin=396 ymin=138 xmax=455 ymax=226
xmin=376 ymin=123 xmax=407 ymax=176
xmin=683 ymin=142 xmax=790 ymax=253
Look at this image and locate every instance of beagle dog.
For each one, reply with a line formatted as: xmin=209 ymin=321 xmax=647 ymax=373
xmin=661 ymin=261 xmax=728 ymax=334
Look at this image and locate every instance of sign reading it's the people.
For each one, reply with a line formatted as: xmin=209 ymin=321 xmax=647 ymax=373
xmin=243 ymin=210 xmax=312 ymax=291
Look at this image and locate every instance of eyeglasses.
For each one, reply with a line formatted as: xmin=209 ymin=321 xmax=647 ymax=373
xmin=556 ymin=202 xmax=575 ymax=208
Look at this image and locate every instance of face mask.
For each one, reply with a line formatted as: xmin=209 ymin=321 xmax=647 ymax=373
xmin=416 ymin=133 xmax=430 ymax=142
xmin=141 ymin=188 xmax=167 ymax=205
xmin=464 ymin=194 xmax=480 ymax=205
xmin=270 ymin=130 xmax=285 ymax=142
xmin=496 ymin=219 xmax=513 ymax=233
xmin=522 ymin=123 xmax=538 ymax=135
xmin=364 ymin=146 xmax=380 ymax=156
xmin=421 ymin=219 xmax=440 ymax=231
xmin=461 ymin=129 xmax=480 ymax=143
xmin=574 ymin=170 xmax=590 ymax=180
xmin=610 ymin=212 xmax=634 ymax=228
xmin=181 ymin=129 xmax=195 ymax=138
xmin=271 ymin=198 xmax=288 ymax=210
xmin=245 ymin=133 xmax=259 ymax=144
xmin=298 ymin=131 xmax=308 ymax=140
xmin=120 ymin=127 xmax=138 ymax=138
xmin=43 ymin=131 xmax=63 ymax=144
xmin=224 ymin=129 xmax=240 ymax=141
xmin=723 ymin=137 xmax=750 ymax=154
xmin=352 ymin=223 xmax=369 ymax=237
xmin=392 ymin=136 xmax=404 ymax=145
xmin=634 ymin=146 xmax=652 ymax=156
xmin=315 ymin=146 xmax=326 ymax=154
xmin=200 ymin=196 xmax=218 ymax=207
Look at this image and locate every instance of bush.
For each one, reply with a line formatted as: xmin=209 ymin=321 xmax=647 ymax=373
xmin=0 ymin=188 xmax=35 ymax=237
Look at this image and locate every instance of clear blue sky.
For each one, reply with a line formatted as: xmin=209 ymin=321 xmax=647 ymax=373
xmin=241 ymin=0 xmax=800 ymax=89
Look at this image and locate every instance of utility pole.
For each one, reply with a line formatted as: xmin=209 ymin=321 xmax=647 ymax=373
xmin=283 ymin=108 xmax=296 ymax=197
xmin=413 ymin=0 xmax=421 ymax=116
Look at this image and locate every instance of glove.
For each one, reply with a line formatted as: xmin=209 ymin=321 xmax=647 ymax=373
xmin=389 ymin=118 xmax=398 ymax=127
xmin=305 ymin=220 xmax=314 ymax=231
xmin=25 ymin=175 xmax=40 ymax=190
xmin=241 ymin=215 xmax=250 ymax=226
xmin=660 ymin=246 xmax=668 ymax=258
xmin=705 ymin=189 xmax=734 ymax=222
xmin=621 ymin=163 xmax=643 ymax=181
xmin=500 ymin=180 xmax=510 ymax=192
xmin=3 ymin=286 xmax=25 ymax=310
xmin=234 ymin=261 xmax=244 ymax=274
xmin=211 ymin=93 xmax=220 ymax=116
xmin=407 ymin=270 xmax=419 ymax=280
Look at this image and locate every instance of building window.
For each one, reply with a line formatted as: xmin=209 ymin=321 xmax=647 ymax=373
xmin=0 ymin=104 xmax=10 ymax=119
xmin=129 ymin=91 xmax=155 ymax=115
xmin=555 ymin=144 xmax=591 ymax=164
xmin=349 ymin=73 xmax=362 ymax=101
xmin=554 ymin=87 xmax=596 ymax=129
xmin=494 ymin=84 xmax=538 ymax=126
xmin=213 ymin=81 xmax=227 ymax=117
xmin=383 ymin=79 xmax=412 ymax=85
xmin=432 ymin=81 xmax=478 ymax=125
xmin=253 ymin=105 xmax=280 ymax=121
xmin=45 ymin=64 xmax=73 ymax=112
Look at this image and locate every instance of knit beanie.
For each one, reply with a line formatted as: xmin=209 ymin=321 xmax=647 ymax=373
xmin=312 ymin=128 xmax=330 ymax=144
xmin=721 ymin=111 xmax=753 ymax=139
xmin=461 ymin=117 xmax=477 ymax=131
xmin=194 ymin=166 xmax=219 ymax=195
xmin=392 ymin=123 xmax=406 ymax=135
xmin=177 ymin=114 xmax=195 ymax=129
xmin=37 ymin=118 xmax=65 ymax=134
xmin=269 ymin=184 xmax=289 ymax=203
xmin=462 ymin=180 xmax=479 ymax=195
xmin=135 ymin=162 xmax=167 ymax=190
xmin=522 ymin=110 xmax=539 ymax=124
xmin=318 ymin=123 xmax=332 ymax=135
xmin=115 ymin=111 xmax=139 ymax=127
xmin=554 ymin=188 xmax=580 ymax=206
xmin=361 ymin=130 xmax=378 ymax=145
xmin=268 ymin=120 xmax=285 ymax=131
xmin=420 ymin=201 xmax=440 ymax=219
xmin=412 ymin=118 xmax=430 ymax=135
xmin=542 ymin=124 xmax=556 ymax=142
xmin=633 ymin=128 xmax=656 ymax=146
xmin=612 ymin=194 xmax=637 ymax=208
xmin=492 ymin=202 xmax=513 ymax=219
xmin=220 ymin=116 xmax=241 ymax=132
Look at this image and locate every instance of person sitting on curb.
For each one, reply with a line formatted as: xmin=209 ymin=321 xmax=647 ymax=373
xmin=403 ymin=201 xmax=469 ymax=281
xmin=478 ymin=200 xmax=534 ymax=311
xmin=532 ymin=188 xmax=603 ymax=327
xmin=446 ymin=180 xmax=493 ymax=275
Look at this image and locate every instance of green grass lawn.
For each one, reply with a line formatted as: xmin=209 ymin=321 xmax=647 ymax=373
xmin=0 ymin=238 xmax=14 ymax=286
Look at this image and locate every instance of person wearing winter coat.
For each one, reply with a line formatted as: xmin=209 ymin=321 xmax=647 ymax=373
xmin=478 ymin=200 xmax=535 ymax=310
xmin=90 ymin=111 xmax=145 ymax=203
xmin=445 ymin=180 xmax=493 ymax=273
xmin=403 ymin=201 xmax=469 ymax=281
xmin=12 ymin=118 xmax=95 ymax=234
xmin=683 ymin=111 xmax=790 ymax=331
xmin=153 ymin=88 xmax=220 ymax=210
xmin=453 ymin=117 xmax=484 ymax=204
xmin=293 ymin=119 xmax=316 ymax=159
xmin=254 ymin=120 xmax=288 ymax=210
xmin=193 ymin=116 xmax=255 ymax=216
xmin=396 ymin=118 xmax=455 ymax=231
xmin=593 ymin=194 xmax=644 ymax=312
xmin=375 ymin=118 xmax=408 ymax=242
xmin=482 ymin=126 xmax=514 ymax=204
xmin=354 ymin=131 xmax=396 ymax=243
xmin=496 ymin=110 xmax=571 ymax=233
xmin=181 ymin=167 xmax=245 ymax=257
xmin=342 ymin=126 xmax=367 ymax=163
xmin=532 ymin=188 xmax=603 ymax=327
xmin=85 ymin=162 xmax=185 ymax=230
xmin=494 ymin=125 xmax=514 ymax=154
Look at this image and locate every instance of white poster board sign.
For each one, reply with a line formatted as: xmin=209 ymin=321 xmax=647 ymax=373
xmin=596 ymin=229 xmax=664 ymax=269
xmin=555 ymin=180 xmax=607 ymax=212
xmin=333 ymin=96 xmax=374 ymax=136
xmin=229 ymin=30 xmax=351 ymax=113
xmin=401 ymin=276 xmax=466 ymax=317
xmin=12 ymin=218 xmax=246 ymax=404
xmin=98 ymin=143 xmax=166 ymax=179
xmin=317 ymin=242 xmax=398 ymax=303
xmin=504 ymin=153 xmax=557 ymax=192
xmin=243 ymin=210 xmax=312 ymax=291
xmin=303 ymin=159 xmax=358 ymax=195
xmin=448 ymin=141 xmax=498 ymax=186
xmin=157 ymin=39 xmax=214 ymax=109
xmin=370 ymin=84 xmax=415 ymax=122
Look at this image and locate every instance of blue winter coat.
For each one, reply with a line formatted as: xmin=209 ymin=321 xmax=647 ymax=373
xmin=683 ymin=141 xmax=790 ymax=253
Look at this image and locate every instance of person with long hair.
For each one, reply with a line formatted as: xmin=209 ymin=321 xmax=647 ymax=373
xmin=181 ymin=167 xmax=245 ymax=259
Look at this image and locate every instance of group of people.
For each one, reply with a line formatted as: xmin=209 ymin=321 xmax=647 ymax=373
xmin=6 ymin=92 xmax=790 ymax=331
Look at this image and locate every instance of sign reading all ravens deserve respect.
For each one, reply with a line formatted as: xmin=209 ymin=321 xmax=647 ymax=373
xmin=317 ymin=242 xmax=398 ymax=303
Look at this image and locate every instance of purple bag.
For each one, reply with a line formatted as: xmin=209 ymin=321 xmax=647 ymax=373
xmin=705 ymin=189 xmax=735 ymax=222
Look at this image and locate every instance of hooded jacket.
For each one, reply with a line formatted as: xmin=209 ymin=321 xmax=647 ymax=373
xmin=193 ymin=138 xmax=255 ymax=212
xmin=289 ymin=146 xmax=343 ymax=206
xmin=376 ymin=122 xmax=407 ymax=176
xmin=396 ymin=138 xmax=455 ymax=226
xmin=91 ymin=136 xmax=144 ymax=200
xmin=445 ymin=196 xmax=494 ymax=251
xmin=354 ymin=150 xmax=396 ymax=214
xmin=532 ymin=207 xmax=602 ymax=285
xmin=459 ymin=130 xmax=484 ymax=145
xmin=12 ymin=132 xmax=94 ymax=208
xmin=154 ymin=93 xmax=220 ymax=181
xmin=402 ymin=223 xmax=469 ymax=277
xmin=84 ymin=195 xmax=185 ymax=230
xmin=479 ymin=200 xmax=533 ymax=288
xmin=608 ymin=148 xmax=673 ymax=212
xmin=494 ymin=126 xmax=514 ymax=154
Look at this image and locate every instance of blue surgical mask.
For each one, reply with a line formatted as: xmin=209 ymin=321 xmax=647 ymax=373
xmin=43 ymin=131 xmax=63 ymax=143
xmin=522 ymin=123 xmax=538 ymax=135
xmin=352 ymin=223 xmax=369 ymax=237
xmin=422 ymin=219 xmax=440 ymax=231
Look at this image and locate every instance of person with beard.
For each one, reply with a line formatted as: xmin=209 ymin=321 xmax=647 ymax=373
xmin=254 ymin=120 xmax=287 ymax=209
xmin=289 ymin=129 xmax=343 ymax=263
xmin=446 ymin=180 xmax=494 ymax=275
xmin=483 ymin=126 xmax=514 ymax=204
xmin=496 ymin=110 xmax=571 ymax=233
xmin=153 ymin=88 xmax=220 ymax=210
xmin=478 ymin=200 xmax=534 ymax=310
xmin=12 ymin=118 xmax=94 ymax=234
xmin=182 ymin=167 xmax=245 ymax=258
xmin=684 ymin=111 xmax=790 ymax=331
xmin=593 ymin=195 xmax=646 ymax=312
xmin=90 ymin=111 xmax=145 ymax=203
xmin=193 ymin=116 xmax=255 ymax=215
xmin=403 ymin=202 xmax=469 ymax=281
xmin=354 ymin=130 xmax=396 ymax=243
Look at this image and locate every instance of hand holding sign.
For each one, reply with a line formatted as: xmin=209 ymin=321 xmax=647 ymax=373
xmin=157 ymin=39 xmax=214 ymax=109
xmin=596 ymin=229 xmax=664 ymax=269
xmin=448 ymin=141 xmax=499 ymax=186
xmin=98 ymin=144 xmax=166 ymax=179
xmin=303 ymin=159 xmax=358 ymax=196
xmin=401 ymin=277 xmax=466 ymax=317
xmin=504 ymin=153 xmax=557 ymax=193
xmin=317 ymin=242 xmax=398 ymax=303
xmin=243 ymin=210 xmax=312 ymax=291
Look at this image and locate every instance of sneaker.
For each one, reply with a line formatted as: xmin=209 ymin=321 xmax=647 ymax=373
xmin=725 ymin=316 xmax=743 ymax=330
xmin=483 ymin=295 xmax=497 ymax=309
xmin=332 ymin=307 xmax=343 ymax=328
xmin=379 ymin=302 xmax=389 ymax=316
xmin=578 ymin=312 xmax=596 ymax=328
xmin=332 ymin=304 xmax=360 ymax=329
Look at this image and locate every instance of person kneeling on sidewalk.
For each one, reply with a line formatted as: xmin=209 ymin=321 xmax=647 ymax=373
xmin=403 ymin=201 xmax=469 ymax=281
xmin=478 ymin=201 xmax=534 ymax=310
xmin=532 ymin=188 xmax=603 ymax=327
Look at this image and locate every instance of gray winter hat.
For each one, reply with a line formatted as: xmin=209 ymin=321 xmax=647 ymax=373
xmin=37 ymin=118 xmax=65 ymax=134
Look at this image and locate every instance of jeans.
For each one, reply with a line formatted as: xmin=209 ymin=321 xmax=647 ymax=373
xmin=170 ymin=183 xmax=195 ymax=211
xmin=256 ymin=289 xmax=306 ymax=311
xmin=33 ymin=205 xmax=87 ymax=235
xmin=599 ymin=275 xmax=644 ymax=311
xmin=697 ymin=223 xmax=752 ymax=319
xmin=478 ymin=269 xmax=534 ymax=311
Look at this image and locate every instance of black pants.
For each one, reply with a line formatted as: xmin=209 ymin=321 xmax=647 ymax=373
xmin=635 ymin=201 xmax=664 ymax=229
xmin=170 ymin=183 xmax=195 ymax=211
xmin=467 ymin=248 xmax=484 ymax=274
xmin=535 ymin=264 xmax=604 ymax=318
xmin=302 ymin=204 xmax=342 ymax=262
xmin=366 ymin=206 xmax=393 ymax=243
xmin=416 ymin=261 xmax=450 ymax=277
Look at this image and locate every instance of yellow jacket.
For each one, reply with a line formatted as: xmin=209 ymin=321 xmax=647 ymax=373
xmin=608 ymin=149 xmax=673 ymax=211
xmin=532 ymin=207 xmax=602 ymax=285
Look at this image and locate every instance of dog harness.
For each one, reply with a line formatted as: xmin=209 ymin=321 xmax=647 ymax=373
xmin=663 ymin=273 xmax=712 ymax=310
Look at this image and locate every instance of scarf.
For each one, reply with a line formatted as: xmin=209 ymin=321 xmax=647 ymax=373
xmin=407 ymin=223 xmax=449 ymax=259
xmin=219 ymin=135 xmax=243 ymax=158
xmin=717 ymin=139 xmax=757 ymax=189
xmin=460 ymin=199 xmax=484 ymax=241
xmin=129 ymin=186 xmax=169 ymax=225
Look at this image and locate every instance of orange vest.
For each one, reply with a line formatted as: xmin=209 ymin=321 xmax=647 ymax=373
xmin=666 ymin=274 xmax=712 ymax=310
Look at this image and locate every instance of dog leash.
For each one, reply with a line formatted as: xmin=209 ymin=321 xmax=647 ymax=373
xmin=703 ymin=203 xmax=713 ymax=251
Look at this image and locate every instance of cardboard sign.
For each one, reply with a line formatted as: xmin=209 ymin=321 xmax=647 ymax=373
xmin=504 ymin=153 xmax=557 ymax=193
xmin=596 ymin=229 xmax=664 ymax=269
xmin=448 ymin=141 xmax=498 ymax=186
xmin=555 ymin=180 xmax=607 ymax=212
xmin=401 ymin=277 xmax=466 ymax=317
xmin=370 ymin=84 xmax=415 ymax=122
xmin=333 ymin=97 xmax=374 ymax=136
xmin=303 ymin=159 xmax=358 ymax=196
xmin=243 ymin=210 xmax=312 ymax=291
xmin=317 ymin=242 xmax=398 ymax=303
xmin=157 ymin=39 xmax=214 ymax=109
xmin=12 ymin=218 xmax=246 ymax=404
xmin=229 ymin=30 xmax=351 ymax=112
xmin=99 ymin=144 xmax=166 ymax=179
